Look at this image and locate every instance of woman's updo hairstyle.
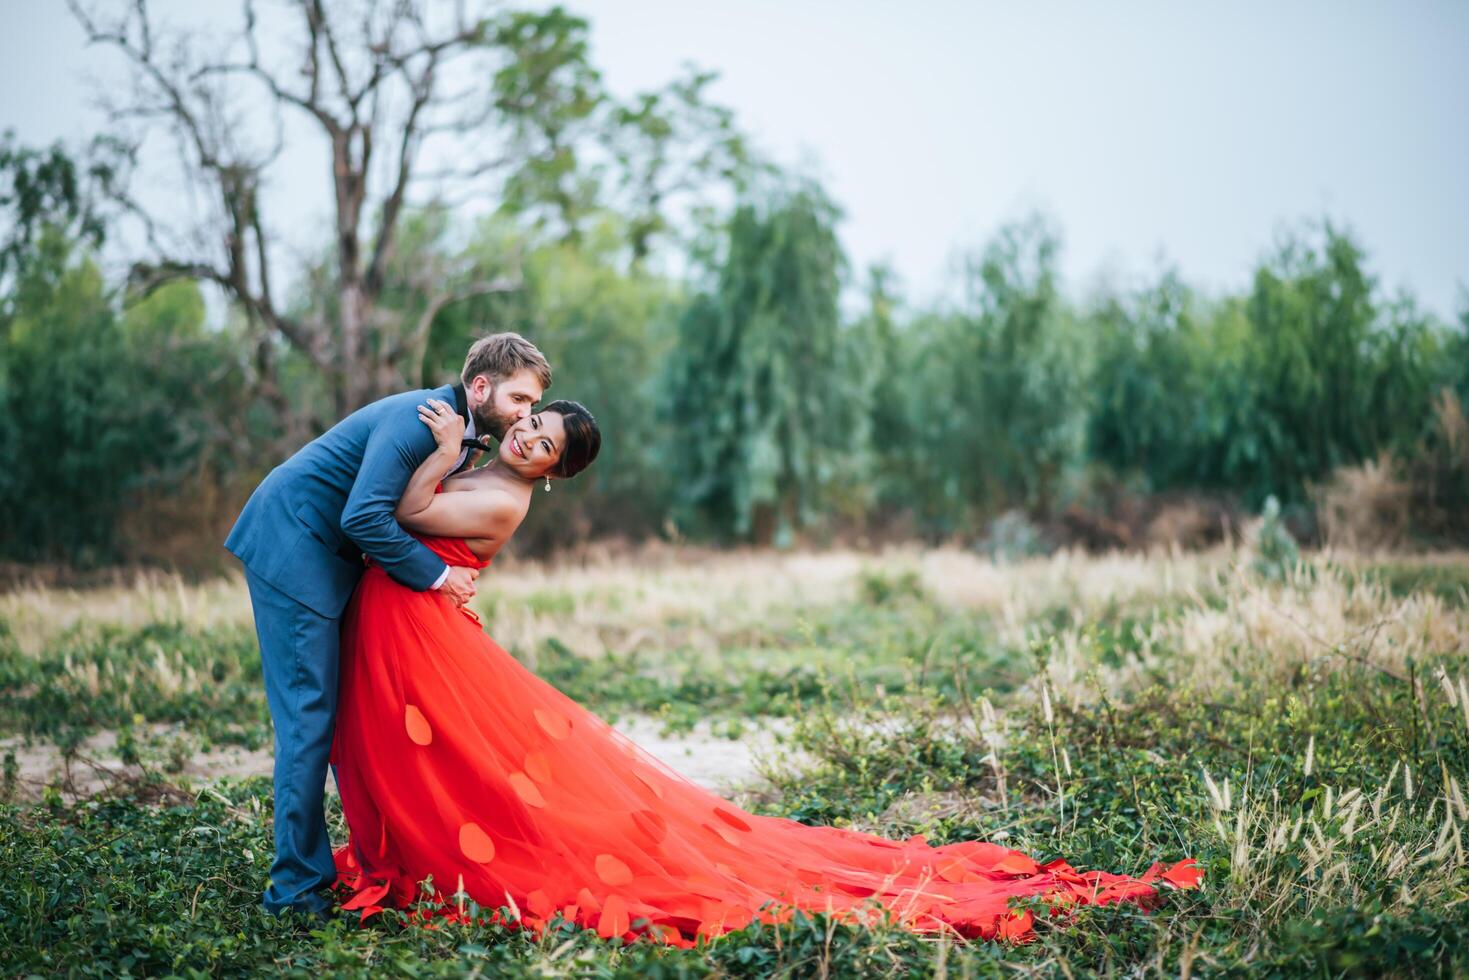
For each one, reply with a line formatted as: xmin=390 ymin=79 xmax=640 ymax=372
xmin=542 ymin=400 xmax=600 ymax=479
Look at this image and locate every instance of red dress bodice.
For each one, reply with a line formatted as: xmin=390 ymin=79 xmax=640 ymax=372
xmin=412 ymin=532 xmax=490 ymax=571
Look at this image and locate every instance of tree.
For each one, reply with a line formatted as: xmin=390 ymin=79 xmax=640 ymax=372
xmin=490 ymin=8 xmax=606 ymax=245
xmin=0 ymin=133 xmax=125 ymax=300
xmin=1084 ymin=223 xmax=1455 ymax=509
xmin=667 ymin=181 xmax=857 ymax=543
xmin=1239 ymin=223 xmax=1379 ymax=497
xmin=848 ymin=264 xmax=925 ymax=519
xmin=945 ymin=215 xmax=1085 ymax=521
xmin=67 ymin=0 xmax=588 ymax=417
xmin=0 ymin=230 xmax=241 ymax=565
xmin=1087 ymin=269 xmax=1209 ymax=489
xmin=606 ymin=66 xmax=751 ymax=266
xmin=1209 ymin=222 xmax=1440 ymax=504
xmin=1450 ymin=301 xmax=1469 ymax=406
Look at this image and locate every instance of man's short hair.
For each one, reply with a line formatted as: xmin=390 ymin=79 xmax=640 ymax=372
xmin=461 ymin=332 xmax=552 ymax=390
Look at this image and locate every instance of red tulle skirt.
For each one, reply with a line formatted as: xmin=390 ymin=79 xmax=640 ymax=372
xmin=329 ymin=536 xmax=1199 ymax=945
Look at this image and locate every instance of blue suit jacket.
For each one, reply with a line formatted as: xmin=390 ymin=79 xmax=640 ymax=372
xmin=225 ymin=383 xmax=457 ymax=619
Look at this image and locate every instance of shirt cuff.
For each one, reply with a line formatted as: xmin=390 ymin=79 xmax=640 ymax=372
xmin=431 ymin=566 xmax=450 ymax=590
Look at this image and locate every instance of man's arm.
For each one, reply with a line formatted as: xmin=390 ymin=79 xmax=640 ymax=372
xmin=340 ymin=415 xmax=449 ymax=592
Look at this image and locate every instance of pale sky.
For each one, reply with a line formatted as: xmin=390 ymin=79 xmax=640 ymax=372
xmin=3 ymin=0 xmax=1467 ymax=317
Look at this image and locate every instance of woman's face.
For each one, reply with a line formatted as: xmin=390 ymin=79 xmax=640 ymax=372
xmin=498 ymin=410 xmax=565 ymax=479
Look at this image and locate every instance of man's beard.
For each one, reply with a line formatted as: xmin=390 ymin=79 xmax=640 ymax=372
xmin=471 ymin=399 xmax=517 ymax=442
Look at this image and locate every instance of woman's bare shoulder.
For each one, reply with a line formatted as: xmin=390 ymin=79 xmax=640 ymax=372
xmin=441 ymin=474 xmax=528 ymax=524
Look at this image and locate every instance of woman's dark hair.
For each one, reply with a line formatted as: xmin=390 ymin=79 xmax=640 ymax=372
xmin=542 ymin=400 xmax=600 ymax=479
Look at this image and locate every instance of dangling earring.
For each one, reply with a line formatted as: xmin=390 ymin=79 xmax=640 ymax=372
xmin=543 ymin=475 xmax=552 ymax=492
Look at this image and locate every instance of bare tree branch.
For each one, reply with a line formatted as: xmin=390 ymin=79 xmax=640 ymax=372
xmin=414 ymin=276 xmax=519 ymax=349
xmin=302 ymin=0 xmax=355 ymax=117
xmin=365 ymin=49 xmax=439 ymax=294
xmin=66 ymin=0 xmax=636 ymax=419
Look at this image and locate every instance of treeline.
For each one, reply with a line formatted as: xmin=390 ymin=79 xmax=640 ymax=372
xmin=2 ymin=1 xmax=1467 ymax=569
xmin=3 ymin=185 xmax=1466 ymax=569
xmin=665 ymin=200 xmax=1469 ymax=552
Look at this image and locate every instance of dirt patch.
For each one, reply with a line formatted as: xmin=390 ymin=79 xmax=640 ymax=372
xmin=1 ymin=716 xmax=799 ymax=804
xmin=609 ymin=715 xmax=799 ymax=792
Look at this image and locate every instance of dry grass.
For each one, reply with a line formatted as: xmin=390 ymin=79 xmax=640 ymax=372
xmin=0 ymin=572 xmax=254 ymax=654
xmin=1035 ymin=552 xmax=1469 ymax=709
xmin=1314 ymin=455 xmax=1414 ymax=552
xmin=0 ymin=544 xmax=1226 ymax=658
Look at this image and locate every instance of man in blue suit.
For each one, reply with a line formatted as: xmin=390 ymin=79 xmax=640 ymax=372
xmin=225 ymin=333 xmax=553 ymax=919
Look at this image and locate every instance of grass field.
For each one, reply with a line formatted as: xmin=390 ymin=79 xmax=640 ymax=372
xmin=3 ymin=545 xmax=1469 ymax=977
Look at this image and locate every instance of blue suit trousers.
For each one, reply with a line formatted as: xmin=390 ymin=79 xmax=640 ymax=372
xmin=244 ymin=567 xmax=344 ymax=914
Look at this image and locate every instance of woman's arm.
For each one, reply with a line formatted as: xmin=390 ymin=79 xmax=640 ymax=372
xmin=395 ymin=398 xmax=464 ymax=522
xmin=395 ymin=396 xmax=524 ymax=542
xmin=395 ymin=483 xmax=524 ymax=541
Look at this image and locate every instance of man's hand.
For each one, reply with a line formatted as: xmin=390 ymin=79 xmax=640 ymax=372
xmin=437 ymin=565 xmax=479 ymax=606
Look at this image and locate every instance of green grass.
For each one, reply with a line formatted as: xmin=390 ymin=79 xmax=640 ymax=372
xmin=1364 ymin=560 xmax=1469 ymax=607
xmin=3 ymin=551 xmax=1469 ymax=976
xmin=0 ymin=618 xmax=270 ymax=747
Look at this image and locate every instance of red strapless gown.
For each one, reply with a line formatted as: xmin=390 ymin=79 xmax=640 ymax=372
xmin=329 ymin=532 xmax=1199 ymax=945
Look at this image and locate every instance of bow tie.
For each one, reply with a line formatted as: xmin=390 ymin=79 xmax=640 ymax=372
xmin=460 ymin=437 xmax=494 ymax=453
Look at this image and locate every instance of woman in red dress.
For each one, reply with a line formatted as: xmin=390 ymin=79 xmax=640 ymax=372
xmin=329 ymin=397 xmax=1199 ymax=945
